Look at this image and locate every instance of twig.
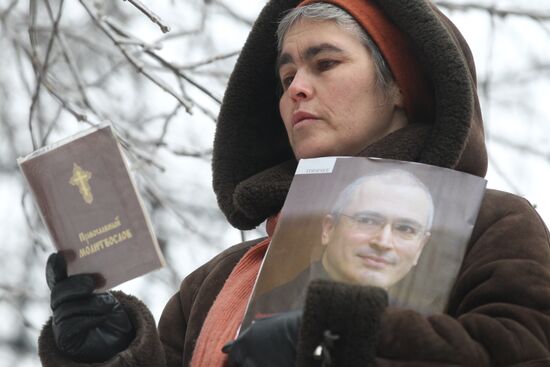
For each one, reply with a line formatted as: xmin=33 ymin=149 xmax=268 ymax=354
xmin=483 ymin=63 xmax=550 ymax=85
xmin=163 ymin=145 xmax=212 ymax=158
xmin=212 ymin=0 xmax=254 ymax=27
xmin=190 ymin=100 xmax=218 ymax=123
xmin=17 ymin=40 xmax=91 ymax=123
xmin=11 ymin=38 xmax=33 ymax=96
xmin=189 ymin=69 xmax=231 ymax=78
xmin=156 ymin=104 xmax=182 ymax=143
xmin=86 ymin=58 xmax=129 ymax=88
xmin=155 ymin=28 xmax=203 ymax=43
xmin=105 ymin=18 xmax=213 ymax=107
xmin=0 ymin=0 xmax=18 ymax=22
xmin=0 ymin=111 xmax=20 ymax=172
xmin=20 ymin=191 xmax=48 ymax=252
xmin=54 ymin=28 xmax=117 ymax=56
xmin=489 ymin=134 xmax=550 ymax=162
xmin=17 ymin=40 xmax=85 ymax=115
xmin=138 ymin=174 xmax=225 ymax=248
xmin=55 ymin=32 xmax=97 ymax=111
xmin=38 ymin=2 xmax=107 ymax=122
xmin=28 ymin=0 xmax=65 ymax=149
xmin=0 ymin=283 xmax=42 ymax=300
xmin=122 ymin=0 xmax=170 ymax=33
xmin=117 ymin=136 xmax=166 ymax=172
xmin=146 ymin=51 xmax=223 ymax=104
xmin=178 ymin=50 xmax=240 ymax=70
xmin=40 ymin=105 xmax=63 ymax=146
xmin=78 ymin=1 xmax=194 ymax=112
xmin=40 ymin=72 xmax=90 ymax=123
xmin=479 ymin=12 xmax=496 ymax=134
xmin=113 ymin=38 xmax=162 ymax=50
xmin=105 ymin=17 xmax=222 ymax=105
xmin=436 ymin=2 xmax=550 ymax=21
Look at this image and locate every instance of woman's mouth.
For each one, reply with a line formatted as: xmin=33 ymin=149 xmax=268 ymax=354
xmin=292 ymin=111 xmax=319 ymax=126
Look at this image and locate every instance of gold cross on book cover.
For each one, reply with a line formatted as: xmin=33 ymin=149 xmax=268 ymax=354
xmin=18 ymin=123 xmax=165 ymax=291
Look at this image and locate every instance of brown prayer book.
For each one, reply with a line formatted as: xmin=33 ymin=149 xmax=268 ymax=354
xmin=18 ymin=123 xmax=165 ymax=291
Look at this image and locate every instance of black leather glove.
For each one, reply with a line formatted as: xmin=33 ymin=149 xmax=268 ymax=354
xmin=46 ymin=253 xmax=135 ymax=363
xmin=222 ymin=310 xmax=301 ymax=367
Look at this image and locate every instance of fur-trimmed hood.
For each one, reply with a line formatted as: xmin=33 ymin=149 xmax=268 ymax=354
xmin=213 ymin=0 xmax=487 ymax=230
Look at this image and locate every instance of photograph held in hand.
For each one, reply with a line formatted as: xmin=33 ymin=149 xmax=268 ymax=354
xmin=241 ymin=157 xmax=486 ymax=329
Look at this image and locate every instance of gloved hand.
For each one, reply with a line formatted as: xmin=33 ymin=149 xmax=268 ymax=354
xmin=222 ymin=310 xmax=301 ymax=367
xmin=46 ymin=253 xmax=135 ymax=363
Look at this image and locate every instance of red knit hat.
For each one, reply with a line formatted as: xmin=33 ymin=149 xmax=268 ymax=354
xmin=298 ymin=0 xmax=434 ymax=123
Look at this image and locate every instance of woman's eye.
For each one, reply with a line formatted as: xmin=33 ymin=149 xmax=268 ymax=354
xmin=317 ymin=59 xmax=338 ymax=71
xmin=281 ymin=75 xmax=294 ymax=89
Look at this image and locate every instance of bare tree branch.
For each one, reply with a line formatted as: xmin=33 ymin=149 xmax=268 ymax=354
xmin=39 ymin=105 xmax=62 ymax=146
xmin=28 ymin=0 xmax=65 ymax=149
xmin=156 ymin=104 xmax=182 ymax=143
xmin=16 ymin=39 xmax=92 ymax=123
xmin=162 ymin=145 xmax=213 ymax=158
xmin=122 ymin=0 xmax=171 ymax=33
xmin=78 ymin=0 xmax=194 ymax=113
xmin=105 ymin=18 xmax=223 ymax=105
xmin=178 ymin=50 xmax=240 ymax=70
xmin=11 ymin=39 xmax=33 ymax=96
xmin=489 ymin=134 xmax=550 ymax=162
xmin=481 ymin=63 xmax=550 ymax=85
xmin=0 ymin=0 xmax=18 ymax=22
xmin=117 ymin=135 xmax=167 ymax=172
xmin=436 ymin=2 xmax=550 ymax=21
xmin=212 ymin=0 xmax=254 ymax=26
xmin=479 ymin=12 xmax=496 ymax=134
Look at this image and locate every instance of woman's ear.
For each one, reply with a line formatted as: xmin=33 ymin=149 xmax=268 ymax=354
xmin=392 ymin=84 xmax=404 ymax=108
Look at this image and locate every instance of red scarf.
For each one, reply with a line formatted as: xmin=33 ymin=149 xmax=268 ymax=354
xmin=190 ymin=216 xmax=279 ymax=366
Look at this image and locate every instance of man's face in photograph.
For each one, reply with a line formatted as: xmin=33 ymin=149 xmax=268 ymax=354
xmin=321 ymin=177 xmax=432 ymax=289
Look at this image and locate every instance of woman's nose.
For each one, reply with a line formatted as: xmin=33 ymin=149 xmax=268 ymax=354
xmin=288 ymin=71 xmax=313 ymax=101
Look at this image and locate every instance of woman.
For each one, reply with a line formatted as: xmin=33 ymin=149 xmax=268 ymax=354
xmin=39 ymin=0 xmax=550 ymax=366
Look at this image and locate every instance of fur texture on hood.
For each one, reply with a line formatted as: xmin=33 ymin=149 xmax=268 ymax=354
xmin=213 ymin=0 xmax=487 ymax=230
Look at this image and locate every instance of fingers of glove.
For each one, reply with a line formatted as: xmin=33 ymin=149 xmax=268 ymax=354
xmin=224 ymin=327 xmax=249 ymax=365
xmin=225 ymin=339 xmax=251 ymax=367
xmin=53 ymin=301 xmax=134 ymax=363
xmin=281 ymin=310 xmax=302 ymax=342
xmin=246 ymin=310 xmax=301 ymax=342
xmin=50 ymin=274 xmax=96 ymax=310
xmin=108 ymin=301 xmax=134 ymax=334
xmin=224 ymin=312 xmax=300 ymax=367
xmin=54 ymin=302 xmax=132 ymax=343
xmin=52 ymin=292 xmax=117 ymax=325
xmin=71 ymin=323 xmax=134 ymax=363
xmin=54 ymin=312 xmax=109 ymax=344
xmin=46 ymin=253 xmax=68 ymax=290
xmin=54 ymin=315 xmax=126 ymax=361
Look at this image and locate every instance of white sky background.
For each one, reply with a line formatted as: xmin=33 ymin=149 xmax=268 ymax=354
xmin=0 ymin=1 xmax=549 ymax=366
xmin=443 ymin=0 xmax=550 ymax=221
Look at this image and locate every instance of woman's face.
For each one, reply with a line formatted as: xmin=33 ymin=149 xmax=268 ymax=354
xmin=278 ymin=20 xmax=406 ymax=159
